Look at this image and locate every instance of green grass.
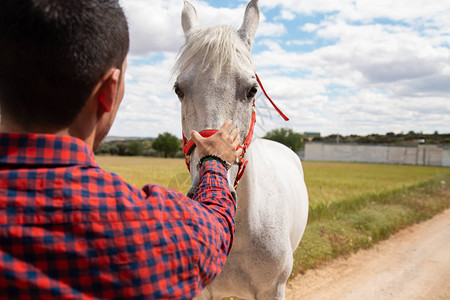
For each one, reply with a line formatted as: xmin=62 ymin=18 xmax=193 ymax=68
xmin=95 ymin=155 xmax=450 ymax=279
xmin=304 ymin=162 xmax=446 ymax=204
xmin=303 ymin=162 xmax=448 ymax=221
xmin=292 ymin=176 xmax=450 ymax=277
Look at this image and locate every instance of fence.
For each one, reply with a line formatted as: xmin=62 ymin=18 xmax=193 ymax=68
xmin=304 ymin=143 xmax=450 ymax=167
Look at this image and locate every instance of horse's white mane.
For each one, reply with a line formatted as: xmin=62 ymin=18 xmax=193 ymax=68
xmin=173 ymin=25 xmax=252 ymax=81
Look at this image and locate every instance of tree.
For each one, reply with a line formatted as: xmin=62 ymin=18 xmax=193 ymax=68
xmin=109 ymin=144 xmax=119 ymax=155
xmin=264 ymin=128 xmax=304 ymax=152
xmin=116 ymin=143 xmax=128 ymax=156
xmin=152 ymin=132 xmax=181 ymax=158
xmin=95 ymin=143 xmax=111 ymax=155
xmin=126 ymin=141 xmax=144 ymax=156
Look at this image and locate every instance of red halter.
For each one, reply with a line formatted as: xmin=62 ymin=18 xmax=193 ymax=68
xmin=182 ymin=73 xmax=288 ymax=188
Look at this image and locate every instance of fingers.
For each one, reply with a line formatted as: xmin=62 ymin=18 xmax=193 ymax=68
xmin=218 ymin=121 xmax=241 ymax=150
xmin=192 ymin=121 xmax=243 ymax=164
xmin=218 ymin=120 xmax=233 ymax=133
xmin=218 ymin=120 xmax=240 ymax=143
xmin=230 ymin=127 xmax=239 ymax=142
xmin=190 ymin=130 xmax=204 ymax=144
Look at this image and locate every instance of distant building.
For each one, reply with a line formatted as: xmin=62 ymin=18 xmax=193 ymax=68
xmin=303 ymin=132 xmax=321 ymax=142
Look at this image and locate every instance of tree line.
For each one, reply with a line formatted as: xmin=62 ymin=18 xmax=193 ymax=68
xmin=95 ymin=129 xmax=307 ymax=158
xmin=95 ymin=133 xmax=183 ymax=158
xmin=95 ymin=129 xmax=450 ymax=158
xmin=312 ymin=131 xmax=450 ymax=146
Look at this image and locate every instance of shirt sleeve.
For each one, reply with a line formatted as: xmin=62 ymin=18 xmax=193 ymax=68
xmin=139 ymin=160 xmax=236 ymax=297
xmin=191 ymin=160 xmax=236 ymax=283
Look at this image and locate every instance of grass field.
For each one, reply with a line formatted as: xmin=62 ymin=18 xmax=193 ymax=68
xmin=95 ymin=155 xmax=450 ymax=278
xmin=305 ymin=162 xmax=447 ymax=205
xmin=96 ymin=156 xmax=192 ymax=192
xmin=96 ymin=155 xmax=447 ymax=205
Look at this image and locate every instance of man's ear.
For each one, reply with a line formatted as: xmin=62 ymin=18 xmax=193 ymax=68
xmin=97 ymin=68 xmax=121 ymax=113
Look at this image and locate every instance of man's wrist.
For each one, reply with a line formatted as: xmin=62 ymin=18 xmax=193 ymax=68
xmin=198 ymin=154 xmax=232 ymax=170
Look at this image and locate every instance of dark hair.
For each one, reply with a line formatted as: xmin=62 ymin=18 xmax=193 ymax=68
xmin=0 ymin=0 xmax=129 ymax=130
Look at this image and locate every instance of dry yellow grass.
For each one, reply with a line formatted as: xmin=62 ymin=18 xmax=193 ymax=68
xmin=95 ymin=156 xmax=191 ymax=193
xmin=95 ymin=156 xmax=449 ymax=206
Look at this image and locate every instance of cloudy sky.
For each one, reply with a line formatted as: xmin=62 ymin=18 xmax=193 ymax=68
xmin=111 ymin=0 xmax=450 ymax=138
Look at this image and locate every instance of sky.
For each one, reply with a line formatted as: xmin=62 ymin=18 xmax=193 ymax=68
xmin=111 ymin=0 xmax=450 ymax=138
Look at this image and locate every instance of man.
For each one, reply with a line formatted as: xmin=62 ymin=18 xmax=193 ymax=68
xmin=0 ymin=0 xmax=239 ymax=299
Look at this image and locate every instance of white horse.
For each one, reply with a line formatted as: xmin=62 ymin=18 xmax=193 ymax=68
xmin=173 ymin=1 xmax=308 ymax=299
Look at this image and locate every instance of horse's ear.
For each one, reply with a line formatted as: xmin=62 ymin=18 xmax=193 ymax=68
xmin=182 ymin=1 xmax=199 ymax=38
xmin=238 ymin=0 xmax=260 ymax=50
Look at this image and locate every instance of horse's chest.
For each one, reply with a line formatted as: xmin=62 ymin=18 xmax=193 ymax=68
xmin=232 ymin=211 xmax=289 ymax=260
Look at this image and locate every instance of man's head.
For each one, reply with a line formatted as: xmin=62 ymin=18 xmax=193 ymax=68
xmin=0 ymin=0 xmax=129 ymax=132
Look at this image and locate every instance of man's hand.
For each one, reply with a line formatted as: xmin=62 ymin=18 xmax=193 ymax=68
xmin=191 ymin=120 xmax=242 ymax=164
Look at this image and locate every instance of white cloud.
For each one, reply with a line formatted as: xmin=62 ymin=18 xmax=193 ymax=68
xmin=339 ymin=0 xmax=448 ymax=23
xmin=109 ymin=52 xmax=182 ymax=137
xmin=113 ymin=0 xmax=450 ymax=137
xmin=277 ymin=9 xmax=296 ymax=21
xmin=324 ymin=91 xmax=450 ymax=135
xmin=260 ymin=0 xmax=450 ymax=24
xmin=258 ymin=39 xmax=284 ymax=52
xmin=251 ymin=11 xmax=449 ymax=135
xmin=121 ymin=0 xmax=184 ymax=54
xmin=286 ymin=40 xmax=314 ymax=46
xmin=310 ymin=21 xmax=450 ymax=86
xmin=122 ymin=0 xmax=287 ymax=54
xmin=257 ymin=22 xmax=287 ymax=37
xmin=302 ymin=23 xmax=319 ymax=32
xmin=260 ymin=0 xmax=355 ymax=15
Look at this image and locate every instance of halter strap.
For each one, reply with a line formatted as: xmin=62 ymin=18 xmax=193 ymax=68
xmin=183 ymin=129 xmax=217 ymax=156
xmin=233 ymin=102 xmax=256 ymax=188
xmin=182 ymin=73 xmax=288 ymax=188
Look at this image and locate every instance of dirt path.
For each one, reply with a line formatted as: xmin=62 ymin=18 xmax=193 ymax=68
xmin=286 ymin=209 xmax=450 ymax=300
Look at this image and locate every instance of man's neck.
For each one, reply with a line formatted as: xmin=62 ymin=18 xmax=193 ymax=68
xmin=0 ymin=119 xmax=70 ymax=136
xmin=1 ymin=92 xmax=106 ymax=152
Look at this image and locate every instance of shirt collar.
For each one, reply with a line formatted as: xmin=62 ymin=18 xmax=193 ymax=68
xmin=0 ymin=133 xmax=99 ymax=168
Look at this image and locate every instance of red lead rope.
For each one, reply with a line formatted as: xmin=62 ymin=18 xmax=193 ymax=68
xmin=182 ymin=73 xmax=289 ymax=188
xmin=255 ymin=73 xmax=289 ymax=121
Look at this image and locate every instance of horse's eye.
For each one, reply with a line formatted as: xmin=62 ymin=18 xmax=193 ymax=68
xmin=247 ymin=87 xmax=258 ymax=99
xmin=174 ymin=84 xmax=184 ymax=99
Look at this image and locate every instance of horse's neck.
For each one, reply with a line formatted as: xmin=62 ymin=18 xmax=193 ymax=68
xmin=235 ymin=137 xmax=295 ymax=211
xmin=232 ymin=139 xmax=276 ymax=243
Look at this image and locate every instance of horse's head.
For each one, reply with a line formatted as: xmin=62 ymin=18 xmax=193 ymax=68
xmin=174 ymin=0 xmax=260 ymax=198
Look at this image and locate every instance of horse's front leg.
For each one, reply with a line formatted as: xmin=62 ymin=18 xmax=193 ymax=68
xmin=193 ymin=287 xmax=222 ymax=300
xmin=255 ymin=283 xmax=286 ymax=300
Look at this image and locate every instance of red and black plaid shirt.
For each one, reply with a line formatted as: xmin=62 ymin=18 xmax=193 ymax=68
xmin=0 ymin=133 xmax=236 ymax=299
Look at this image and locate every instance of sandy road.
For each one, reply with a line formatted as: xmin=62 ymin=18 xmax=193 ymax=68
xmin=286 ymin=208 xmax=450 ymax=300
